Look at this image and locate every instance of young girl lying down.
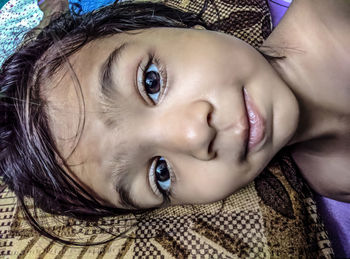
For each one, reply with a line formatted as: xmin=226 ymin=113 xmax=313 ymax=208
xmin=0 ymin=0 xmax=349 ymax=225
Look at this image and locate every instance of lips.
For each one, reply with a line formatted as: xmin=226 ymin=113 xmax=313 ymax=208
xmin=243 ymin=88 xmax=265 ymax=153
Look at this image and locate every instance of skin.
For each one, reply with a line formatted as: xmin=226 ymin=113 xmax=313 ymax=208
xmin=44 ymin=28 xmax=299 ymax=209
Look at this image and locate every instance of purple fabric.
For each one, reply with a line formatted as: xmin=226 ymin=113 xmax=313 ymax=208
xmin=315 ymin=195 xmax=350 ymax=258
xmin=267 ymin=0 xmax=291 ymax=28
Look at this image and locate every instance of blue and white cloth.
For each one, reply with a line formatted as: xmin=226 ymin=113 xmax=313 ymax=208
xmin=0 ymin=0 xmax=43 ymax=65
xmin=0 ymin=0 xmax=118 ymax=65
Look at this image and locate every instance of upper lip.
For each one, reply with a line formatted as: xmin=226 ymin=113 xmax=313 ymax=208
xmin=243 ymin=87 xmax=266 ymax=152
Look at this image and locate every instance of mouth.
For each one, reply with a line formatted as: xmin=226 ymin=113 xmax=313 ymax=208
xmin=243 ymin=88 xmax=266 ymax=154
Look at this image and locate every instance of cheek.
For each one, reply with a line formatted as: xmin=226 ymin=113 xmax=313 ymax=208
xmin=162 ymin=42 xmax=244 ymax=95
xmin=176 ymin=162 xmax=250 ymax=204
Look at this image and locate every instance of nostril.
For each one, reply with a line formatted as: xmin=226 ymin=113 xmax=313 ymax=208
xmin=206 ymin=114 xmax=211 ymax=129
xmin=208 ymin=138 xmax=213 ymax=154
xmin=207 ymin=110 xmax=216 ymax=130
xmin=207 ymin=132 xmax=217 ymax=158
xmin=207 ymin=111 xmax=211 ymax=123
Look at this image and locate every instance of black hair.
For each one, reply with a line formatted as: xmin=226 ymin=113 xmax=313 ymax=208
xmin=0 ymin=1 xmax=208 ymax=245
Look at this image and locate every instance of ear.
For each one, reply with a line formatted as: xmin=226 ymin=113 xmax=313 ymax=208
xmin=192 ymin=25 xmax=206 ymax=30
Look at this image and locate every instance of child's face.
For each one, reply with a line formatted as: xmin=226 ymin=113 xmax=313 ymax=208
xmin=45 ymin=28 xmax=299 ymax=209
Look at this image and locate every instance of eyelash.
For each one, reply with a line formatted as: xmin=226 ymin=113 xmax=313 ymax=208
xmin=138 ymin=54 xmax=168 ymax=105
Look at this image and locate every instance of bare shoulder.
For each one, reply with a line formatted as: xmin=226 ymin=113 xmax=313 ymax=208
xmin=303 ymin=0 xmax=350 ymax=17
xmin=294 ymin=0 xmax=350 ymax=34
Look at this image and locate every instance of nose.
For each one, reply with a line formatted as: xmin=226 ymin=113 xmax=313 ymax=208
xmin=154 ymin=100 xmax=216 ymax=161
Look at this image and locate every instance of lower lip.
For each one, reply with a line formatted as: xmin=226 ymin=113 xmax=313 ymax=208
xmin=243 ymin=88 xmax=265 ymax=152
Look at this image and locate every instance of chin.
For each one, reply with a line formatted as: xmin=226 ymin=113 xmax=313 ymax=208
xmin=272 ymin=93 xmax=300 ymax=151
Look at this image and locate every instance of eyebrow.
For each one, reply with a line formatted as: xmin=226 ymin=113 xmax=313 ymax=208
xmin=99 ymin=42 xmax=129 ymax=104
xmin=117 ymin=181 xmax=142 ymax=210
xmin=111 ymin=152 xmax=143 ymax=210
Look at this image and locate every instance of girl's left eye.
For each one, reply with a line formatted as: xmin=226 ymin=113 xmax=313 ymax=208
xmin=144 ymin=64 xmax=161 ymax=103
xmin=138 ymin=58 xmax=166 ymax=104
xmin=148 ymin=157 xmax=172 ymax=198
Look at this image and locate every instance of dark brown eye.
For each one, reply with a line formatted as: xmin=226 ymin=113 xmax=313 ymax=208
xmin=145 ymin=70 xmax=160 ymax=94
xmin=143 ymin=63 xmax=161 ymax=103
xmin=154 ymin=157 xmax=171 ymax=192
xmin=155 ymin=158 xmax=170 ymax=182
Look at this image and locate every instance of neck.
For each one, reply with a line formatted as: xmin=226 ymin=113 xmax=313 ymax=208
xmin=263 ymin=0 xmax=350 ymax=153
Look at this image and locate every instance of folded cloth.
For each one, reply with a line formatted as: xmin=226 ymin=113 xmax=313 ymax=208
xmin=0 ymin=0 xmax=43 ymax=65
